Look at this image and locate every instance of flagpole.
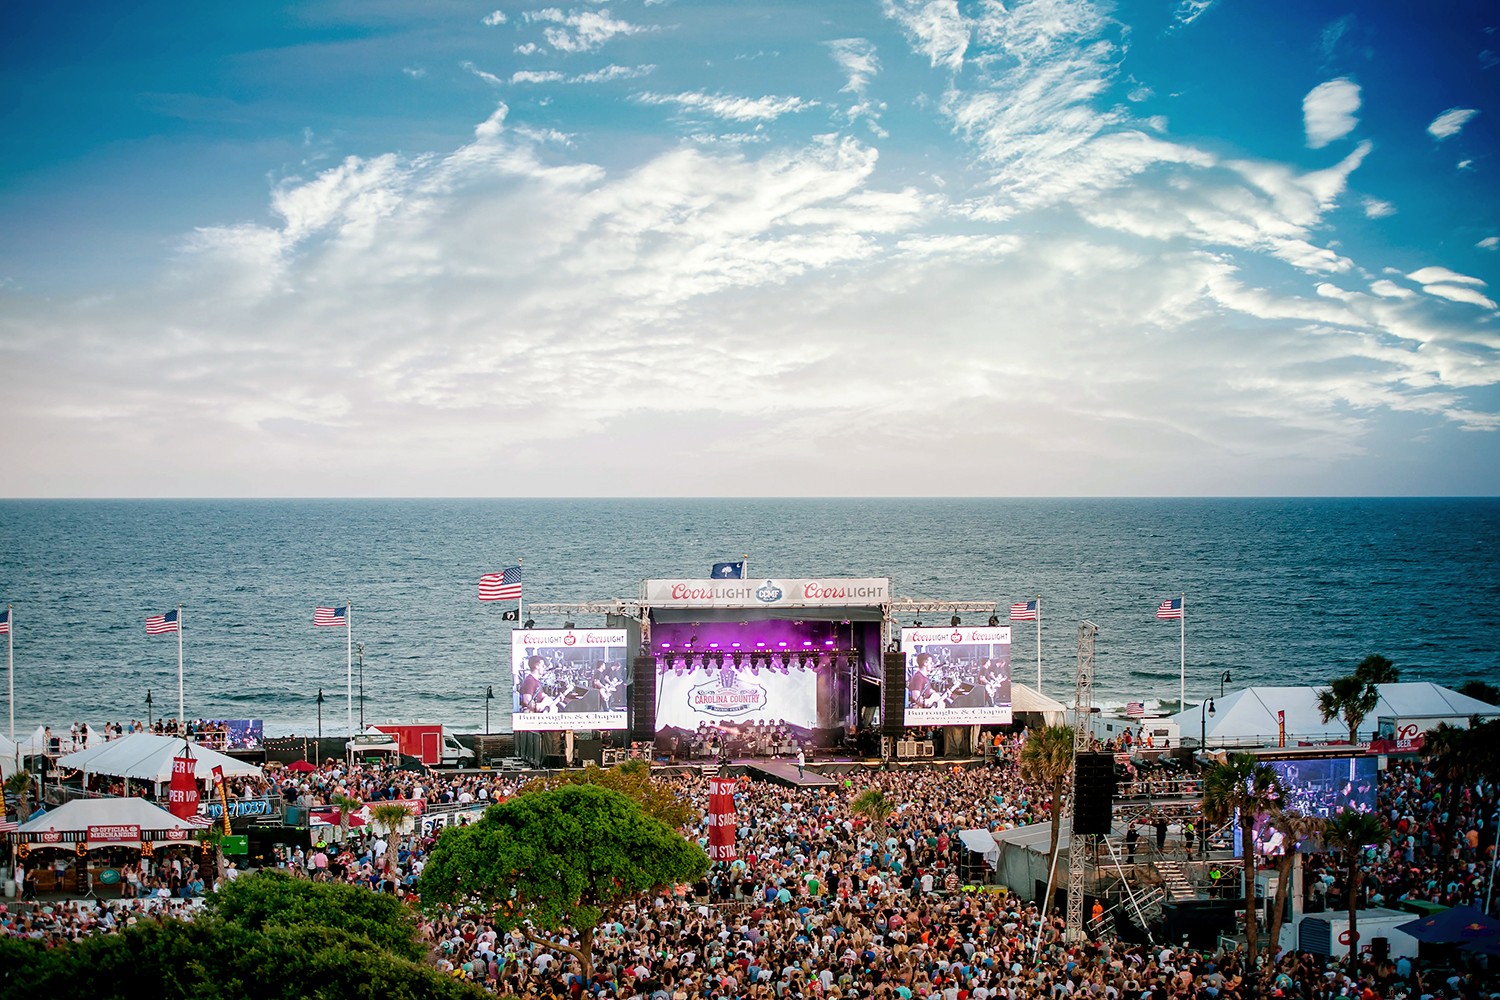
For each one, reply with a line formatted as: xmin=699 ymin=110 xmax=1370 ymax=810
xmin=177 ymin=603 xmax=185 ymax=725
xmin=1035 ymin=595 xmax=1042 ymax=693
xmin=517 ymin=558 xmax=524 ymax=627
xmin=346 ymin=599 xmax=354 ymax=735
xmin=1179 ymin=592 xmax=1186 ymax=712
xmin=8 ymin=604 xmax=15 ymax=772
xmin=743 ymin=553 xmax=749 ymax=580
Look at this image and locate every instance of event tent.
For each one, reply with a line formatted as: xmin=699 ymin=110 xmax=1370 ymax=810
xmin=0 ymin=725 xmax=49 ymax=779
xmin=1011 ymin=684 xmax=1067 ymax=727
xmin=56 ymin=732 xmax=262 ymax=787
xmin=1168 ymin=682 xmax=1499 ymax=748
xmin=11 ymin=796 xmax=204 ymax=848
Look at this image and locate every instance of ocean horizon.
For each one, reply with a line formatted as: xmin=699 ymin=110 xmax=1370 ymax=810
xmin=1 ymin=496 xmax=1496 ymax=737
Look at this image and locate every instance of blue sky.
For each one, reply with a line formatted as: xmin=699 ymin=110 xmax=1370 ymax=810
xmin=1 ymin=0 xmax=1496 ymax=497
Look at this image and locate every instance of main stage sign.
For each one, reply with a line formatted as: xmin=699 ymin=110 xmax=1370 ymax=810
xmin=643 ymin=578 xmax=891 ymax=609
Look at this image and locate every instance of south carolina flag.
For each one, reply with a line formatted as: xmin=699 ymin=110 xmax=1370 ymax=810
xmin=711 ymin=561 xmax=745 ymax=579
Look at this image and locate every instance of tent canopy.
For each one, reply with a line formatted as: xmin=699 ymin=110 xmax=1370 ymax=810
xmin=56 ymin=732 xmax=262 ymax=785
xmin=14 ymin=795 xmax=203 ymax=847
xmin=1395 ymin=905 xmax=1500 ymax=944
xmin=1169 ymin=682 xmax=1498 ymax=746
xmin=1011 ymin=683 xmax=1067 ymax=726
xmin=957 ymin=829 xmax=1000 ymax=870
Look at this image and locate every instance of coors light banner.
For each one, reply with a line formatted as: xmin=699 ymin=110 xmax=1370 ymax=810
xmin=511 ymin=628 xmax=629 ymax=732
xmin=901 ymin=626 xmax=1012 ymax=726
xmin=643 ymin=578 xmax=890 ymax=609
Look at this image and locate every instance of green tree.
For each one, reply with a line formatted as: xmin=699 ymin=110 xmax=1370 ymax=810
xmin=1202 ymin=753 xmax=1284 ymax=972
xmin=1318 ymin=656 xmax=1400 ymax=745
xmin=1264 ymin=810 xmax=1325 ymax=958
xmin=195 ymin=825 xmax=230 ymax=886
xmin=207 ymin=869 xmax=426 ymax=961
xmin=519 ymin=759 xmax=696 ymax=828
xmin=330 ymin=792 xmax=362 ymax=846
xmin=418 ymin=783 xmax=708 ymax=979
xmin=1354 ymin=654 xmax=1399 ymax=685
xmin=3 ymin=770 xmax=33 ymax=825
xmin=1323 ymin=810 xmax=1387 ymax=962
xmin=1422 ymin=719 xmax=1500 ymax=781
xmin=1018 ymin=725 xmax=1075 ymax=914
xmin=1458 ymin=680 xmax=1500 ymax=706
xmin=851 ymin=789 xmax=895 ymax=862
xmin=368 ymin=801 xmax=416 ymax=875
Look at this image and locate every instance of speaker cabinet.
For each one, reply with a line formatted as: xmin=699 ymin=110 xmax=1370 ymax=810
xmin=882 ymin=653 xmax=907 ymax=739
xmin=630 ymin=656 xmax=656 ymax=743
xmin=1072 ymin=751 xmax=1116 ymax=835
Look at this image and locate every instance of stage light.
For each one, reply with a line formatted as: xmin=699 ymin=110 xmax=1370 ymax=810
xmin=950 ymin=615 xmax=961 ymax=627
xmin=988 ymin=615 xmax=999 ymax=627
xmin=824 ymin=639 xmax=835 ymax=646
xmin=661 ymin=641 xmax=672 ymax=648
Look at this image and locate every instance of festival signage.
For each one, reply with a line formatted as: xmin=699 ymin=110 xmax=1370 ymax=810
xmin=901 ymin=626 xmax=1012 ymax=726
xmin=706 ymin=776 xmax=737 ymax=861
xmin=655 ymin=663 xmax=817 ymax=733
xmin=167 ymin=755 xmax=200 ymax=820
xmin=86 ymin=824 xmax=142 ymax=845
xmin=643 ymin=578 xmax=891 ymax=609
xmin=511 ymin=628 xmax=629 ymax=732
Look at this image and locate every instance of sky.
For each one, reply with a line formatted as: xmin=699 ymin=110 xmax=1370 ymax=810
xmin=0 ymin=0 xmax=1496 ymax=497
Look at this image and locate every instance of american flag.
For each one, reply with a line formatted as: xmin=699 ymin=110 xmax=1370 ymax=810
xmin=186 ymin=814 xmax=214 ymax=828
xmin=0 ymin=820 xmax=17 ymax=833
xmin=1156 ymin=597 xmax=1183 ymax=620
xmin=479 ymin=566 xmax=522 ymax=602
xmin=145 ymin=609 xmax=180 ymax=634
xmin=1010 ymin=600 xmax=1038 ymax=621
xmin=1125 ymin=701 xmax=1145 ymax=718
xmin=0 ymin=608 xmax=9 ymax=635
xmin=314 ymin=606 xmax=348 ymax=627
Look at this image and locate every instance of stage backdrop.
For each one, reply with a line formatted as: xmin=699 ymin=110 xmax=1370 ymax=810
xmin=511 ymin=628 xmax=629 ymax=731
xmin=901 ymin=625 xmax=1012 ymax=726
xmin=655 ymin=664 xmax=818 ymax=733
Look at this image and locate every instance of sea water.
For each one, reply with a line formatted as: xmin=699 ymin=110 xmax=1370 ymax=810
xmin=0 ymin=497 xmax=1495 ymax=735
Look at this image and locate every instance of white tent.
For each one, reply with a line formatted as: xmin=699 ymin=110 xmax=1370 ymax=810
xmin=956 ymin=828 xmax=1000 ymax=871
xmin=1169 ymin=681 xmax=1499 ymax=748
xmin=56 ymin=732 xmax=262 ymax=787
xmin=12 ymin=796 xmax=203 ymax=848
xmin=0 ymin=726 xmax=50 ymax=779
xmin=1011 ymin=683 xmax=1067 ymax=726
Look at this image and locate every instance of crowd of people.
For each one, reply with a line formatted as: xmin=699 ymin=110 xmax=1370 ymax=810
xmin=5 ymin=732 xmax=1499 ymax=999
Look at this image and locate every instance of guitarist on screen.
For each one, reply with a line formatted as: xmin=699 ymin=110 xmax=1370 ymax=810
xmin=518 ymin=656 xmax=553 ymax=713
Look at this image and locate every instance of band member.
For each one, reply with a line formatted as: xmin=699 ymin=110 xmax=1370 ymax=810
xmin=594 ymin=660 xmax=625 ymax=711
xmin=518 ymin=656 xmax=549 ymax=712
xmin=907 ymin=653 xmax=937 ymax=708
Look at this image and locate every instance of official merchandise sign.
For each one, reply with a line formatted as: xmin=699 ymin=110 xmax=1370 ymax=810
xmin=86 ymin=824 xmax=142 ymax=845
xmin=901 ymin=626 xmax=1013 ymax=726
xmin=511 ymin=628 xmax=629 ymax=732
xmin=643 ymin=578 xmax=890 ymax=609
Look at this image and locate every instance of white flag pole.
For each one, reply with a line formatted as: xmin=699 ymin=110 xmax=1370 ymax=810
xmin=346 ymin=599 xmax=354 ymax=735
xmin=743 ymin=553 xmax=749 ymax=580
xmin=1032 ymin=593 xmax=1044 ymax=695
xmin=517 ymin=558 xmax=524 ymax=627
xmin=177 ymin=603 xmax=185 ymax=725
xmin=1179 ymin=592 xmax=1186 ymax=713
xmin=8 ymin=604 xmax=15 ymax=772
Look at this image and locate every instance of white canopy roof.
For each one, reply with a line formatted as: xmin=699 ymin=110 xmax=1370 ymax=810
xmin=18 ymin=796 xmax=201 ymax=835
xmin=0 ymin=725 xmax=49 ymax=778
xmin=56 ymin=732 xmax=262 ymax=785
xmin=1011 ymin=683 xmax=1068 ymax=726
xmin=1169 ymin=681 xmax=1499 ymax=747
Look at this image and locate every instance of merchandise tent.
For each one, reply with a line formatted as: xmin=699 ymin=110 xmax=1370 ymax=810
xmin=9 ymin=796 xmax=204 ymax=851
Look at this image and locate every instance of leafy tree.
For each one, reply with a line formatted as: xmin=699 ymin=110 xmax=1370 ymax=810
xmin=1458 ymin=679 xmax=1500 ymax=706
xmin=195 ymin=825 xmax=230 ymax=886
xmin=1202 ymin=753 xmax=1284 ymax=972
xmin=519 ymin=759 xmax=696 ymax=828
xmin=3 ymin=770 xmax=32 ymax=824
xmin=851 ymin=789 xmax=895 ymax=861
xmin=418 ymin=783 xmax=709 ymax=978
xmin=1318 ymin=656 xmax=1400 ymax=745
xmin=369 ymin=801 xmax=416 ymax=875
xmin=1422 ymin=719 xmax=1500 ymax=781
xmin=1018 ymin=725 xmax=1075 ymax=914
xmin=1264 ymin=810 xmax=1325 ymax=957
xmin=0 ymin=873 xmax=487 ymax=1000
xmin=330 ymin=792 xmax=363 ymax=845
xmin=1354 ymin=654 xmax=1399 ymax=685
xmin=1324 ymin=810 xmax=1387 ymax=962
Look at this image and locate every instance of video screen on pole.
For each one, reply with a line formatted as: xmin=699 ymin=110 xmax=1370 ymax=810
xmin=901 ymin=626 xmax=1012 ymax=726
xmin=511 ymin=629 xmax=629 ymax=731
xmin=655 ymin=658 xmax=819 ymax=736
xmin=1236 ymin=755 xmax=1378 ymax=856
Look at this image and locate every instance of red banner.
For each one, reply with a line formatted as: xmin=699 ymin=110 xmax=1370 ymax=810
xmin=167 ymin=755 xmax=200 ymax=820
xmin=706 ymin=776 xmax=737 ymax=861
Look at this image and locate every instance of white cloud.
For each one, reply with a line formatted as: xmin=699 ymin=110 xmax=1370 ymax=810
xmin=1408 ymin=266 xmax=1485 ymax=286
xmin=1173 ymin=0 xmax=1215 ymax=28
xmin=1303 ymin=78 xmax=1361 ymax=148
xmin=402 ymin=67 xmax=427 ymax=79
xmin=828 ymin=38 xmax=880 ymax=95
xmin=524 ymin=8 xmax=647 ymax=53
xmin=1479 ymin=237 xmax=1499 ymax=251
xmin=516 ymin=42 xmax=542 ymax=55
xmin=572 ymin=64 xmax=655 ymax=84
xmin=1369 ymin=279 xmax=1413 ymax=299
xmin=883 ymin=0 xmax=969 ymax=72
xmin=637 ymin=91 xmax=818 ymax=122
xmin=462 ymin=61 xmax=506 ymax=87
xmin=1361 ymin=197 xmax=1394 ymax=219
xmin=482 ymin=10 xmax=507 ymax=26
xmin=1428 ymin=107 xmax=1478 ymax=140
xmin=1421 ymin=284 xmax=1498 ymax=309
xmin=513 ymin=70 xmax=566 ymax=84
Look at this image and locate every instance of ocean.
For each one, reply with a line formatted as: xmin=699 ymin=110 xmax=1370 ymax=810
xmin=0 ymin=498 xmax=1496 ymax=737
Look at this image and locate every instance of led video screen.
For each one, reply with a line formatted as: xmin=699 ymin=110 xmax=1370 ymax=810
xmin=511 ymin=628 xmax=629 ymax=731
xmin=901 ymin=626 xmax=1012 ymax=726
xmin=655 ymin=657 xmax=818 ymax=734
xmin=1237 ymin=755 xmax=1378 ymax=856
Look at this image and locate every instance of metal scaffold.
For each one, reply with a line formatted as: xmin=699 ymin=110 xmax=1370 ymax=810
xmin=1065 ymin=619 xmax=1098 ymax=943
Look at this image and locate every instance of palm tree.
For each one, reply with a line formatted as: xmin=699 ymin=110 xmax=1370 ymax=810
xmin=1018 ymin=725 xmax=1075 ymax=913
xmin=195 ymin=825 xmax=230 ymax=886
xmin=368 ymin=801 xmax=416 ymax=876
xmin=1202 ymin=753 xmax=1283 ymax=973
xmin=1354 ymin=655 xmax=1399 ymax=686
xmin=1264 ymin=810 xmax=1325 ymax=956
xmin=1324 ymin=810 xmax=1387 ymax=962
xmin=851 ymin=789 xmax=895 ymax=864
xmin=330 ymin=792 xmax=362 ymax=846
xmin=3 ymin=770 xmax=34 ymax=825
xmin=1318 ymin=656 xmax=1400 ymax=746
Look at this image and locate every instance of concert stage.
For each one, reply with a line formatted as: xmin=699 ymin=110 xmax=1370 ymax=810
xmin=742 ymin=760 xmax=839 ymax=789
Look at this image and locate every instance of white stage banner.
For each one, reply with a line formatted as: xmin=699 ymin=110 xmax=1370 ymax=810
xmin=642 ymin=578 xmax=890 ymax=608
xmin=901 ymin=626 xmax=1012 ymax=726
xmin=512 ymin=628 xmax=629 ymax=732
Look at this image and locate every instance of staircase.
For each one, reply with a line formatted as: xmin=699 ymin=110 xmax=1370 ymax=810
xmin=1156 ymin=860 xmax=1197 ymax=901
